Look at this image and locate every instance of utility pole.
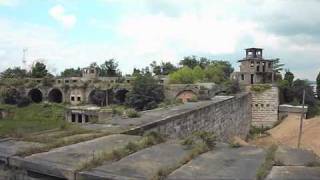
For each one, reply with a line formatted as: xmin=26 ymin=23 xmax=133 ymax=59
xmin=297 ymin=89 xmax=306 ymax=149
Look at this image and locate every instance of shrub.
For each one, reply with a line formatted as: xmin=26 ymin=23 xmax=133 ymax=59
xmin=126 ymin=109 xmax=140 ymax=118
xmin=251 ymin=84 xmax=272 ymax=93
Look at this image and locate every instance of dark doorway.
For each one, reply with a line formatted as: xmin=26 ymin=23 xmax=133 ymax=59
xmin=28 ymin=89 xmax=43 ymax=103
xmin=251 ymin=74 xmax=254 ymax=84
xmin=114 ymin=89 xmax=129 ymax=104
xmin=89 ymin=90 xmax=107 ymax=106
xmin=48 ymin=89 xmax=63 ymax=103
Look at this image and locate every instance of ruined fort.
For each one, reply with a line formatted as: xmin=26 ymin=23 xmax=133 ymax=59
xmin=0 ymin=48 xmax=318 ymax=180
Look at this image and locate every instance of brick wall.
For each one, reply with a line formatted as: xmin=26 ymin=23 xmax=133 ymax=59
xmin=251 ymin=86 xmax=279 ymax=127
xmin=130 ymin=93 xmax=252 ymax=141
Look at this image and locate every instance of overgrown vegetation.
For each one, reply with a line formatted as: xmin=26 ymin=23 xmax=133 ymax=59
xmin=169 ymin=58 xmax=234 ymax=84
xmin=77 ymin=131 xmax=165 ymax=171
xmin=251 ymin=84 xmax=272 ymax=93
xmin=125 ymin=109 xmax=140 ymax=118
xmin=153 ymin=131 xmax=216 ymax=180
xmin=126 ymin=73 xmax=165 ymax=111
xmin=256 ymin=145 xmax=278 ymax=180
xmin=0 ymin=103 xmax=67 ymax=138
xmin=248 ymin=126 xmax=271 ymax=140
xmin=17 ymin=132 xmax=111 ymax=157
xmin=278 ymin=71 xmax=320 ymax=118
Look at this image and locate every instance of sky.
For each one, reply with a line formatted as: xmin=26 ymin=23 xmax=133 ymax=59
xmin=0 ymin=0 xmax=319 ymax=80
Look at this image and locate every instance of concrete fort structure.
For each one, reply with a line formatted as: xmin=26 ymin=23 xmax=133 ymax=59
xmin=232 ymin=48 xmax=280 ymax=127
xmin=0 ymin=67 xmax=214 ymax=108
xmin=231 ymin=48 xmax=276 ymax=85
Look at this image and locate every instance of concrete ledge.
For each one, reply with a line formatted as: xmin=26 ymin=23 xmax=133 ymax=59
xmin=78 ymin=141 xmax=191 ymax=180
xmin=0 ymin=140 xmax=43 ymax=164
xmin=266 ymin=166 xmax=320 ymax=180
xmin=9 ymin=134 xmax=140 ymax=180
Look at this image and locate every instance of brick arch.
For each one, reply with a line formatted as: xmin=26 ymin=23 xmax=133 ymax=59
xmin=114 ymin=88 xmax=129 ymax=104
xmin=28 ymin=88 xmax=43 ymax=103
xmin=176 ymin=90 xmax=197 ymax=103
xmin=48 ymin=88 xmax=64 ymax=103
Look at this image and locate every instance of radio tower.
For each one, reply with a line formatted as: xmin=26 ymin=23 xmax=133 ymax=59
xmin=22 ymin=48 xmax=28 ymax=69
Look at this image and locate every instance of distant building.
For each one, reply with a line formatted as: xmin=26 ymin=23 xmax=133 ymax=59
xmin=231 ymin=48 xmax=276 ymax=85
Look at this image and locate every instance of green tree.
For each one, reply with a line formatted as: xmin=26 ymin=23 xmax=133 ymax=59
xmin=150 ymin=61 xmax=162 ymax=75
xmin=204 ymin=64 xmax=225 ymax=84
xmin=169 ymin=66 xmax=195 ymax=84
xmin=179 ymin=56 xmax=199 ymax=69
xmin=284 ymin=70 xmax=294 ymax=87
xmin=192 ymin=65 xmax=205 ymax=82
xmin=31 ymin=62 xmax=48 ymax=78
xmin=126 ymin=73 xmax=164 ymax=110
xmin=150 ymin=61 xmax=177 ymax=75
xmin=100 ymin=59 xmax=121 ymax=77
xmin=160 ymin=62 xmax=177 ymax=75
xmin=0 ymin=67 xmax=28 ymax=78
xmin=60 ymin=67 xmax=82 ymax=77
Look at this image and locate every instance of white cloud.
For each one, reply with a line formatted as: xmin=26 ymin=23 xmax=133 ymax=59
xmin=0 ymin=0 xmax=18 ymax=6
xmin=49 ymin=5 xmax=77 ymax=29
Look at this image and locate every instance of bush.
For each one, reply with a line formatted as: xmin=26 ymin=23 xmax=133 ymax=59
xmin=126 ymin=109 xmax=140 ymax=118
xmin=251 ymin=84 xmax=272 ymax=93
xmin=181 ymin=131 xmax=216 ymax=149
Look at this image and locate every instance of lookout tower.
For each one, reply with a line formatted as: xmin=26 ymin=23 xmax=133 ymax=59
xmin=82 ymin=67 xmax=99 ymax=79
xmin=232 ymin=48 xmax=276 ymax=85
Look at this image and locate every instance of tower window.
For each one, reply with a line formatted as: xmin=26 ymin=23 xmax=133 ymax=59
xmin=250 ymin=61 xmax=254 ymax=67
xmin=241 ymin=74 xmax=245 ymax=80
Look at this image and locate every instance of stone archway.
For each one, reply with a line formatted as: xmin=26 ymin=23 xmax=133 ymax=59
xmin=176 ymin=90 xmax=197 ymax=103
xmin=48 ymin=88 xmax=63 ymax=103
xmin=88 ymin=90 xmax=107 ymax=106
xmin=28 ymin=89 xmax=43 ymax=103
xmin=114 ymin=89 xmax=129 ymax=104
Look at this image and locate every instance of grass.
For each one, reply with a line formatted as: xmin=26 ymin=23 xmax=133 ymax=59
xmin=17 ymin=132 xmax=112 ymax=157
xmin=0 ymin=103 xmax=67 ymax=138
xmin=248 ymin=125 xmax=271 ymax=140
xmin=77 ymin=131 xmax=165 ymax=171
xmin=126 ymin=109 xmax=140 ymax=118
xmin=256 ymin=145 xmax=278 ymax=180
xmin=153 ymin=131 xmax=216 ymax=180
xmin=251 ymin=84 xmax=272 ymax=93
xmin=229 ymin=142 xmax=242 ymax=148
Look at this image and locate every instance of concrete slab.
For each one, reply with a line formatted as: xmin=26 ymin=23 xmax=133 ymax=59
xmin=9 ymin=134 xmax=140 ymax=180
xmin=0 ymin=139 xmax=43 ymax=164
xmin=266 ymin=166 xmax=320 ymax=180
xmin=78 ymin=141 xmax=191 ymax=180
xmin=167 ymin=146 xmax=266 ymax=180
xmin=275 ymin=146 xmax=320 ymax=166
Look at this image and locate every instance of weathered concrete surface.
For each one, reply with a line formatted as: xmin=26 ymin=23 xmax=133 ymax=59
xmin=167 ymin=145 xmax=266 ymax=180
xmin=275 ymin=146 xmax=320 ymax=166
xmin=266 ymin=166 xmax=320 ymax=180
xmin=9 ymin=134 xmax=140 ymax=180
xmin=125 ymin=94 xmax=251 ymax=141
xmin=78 ymin=141 xmax=191 ymax=180
xmin=0 ymin=139 xmax=43 ymax=164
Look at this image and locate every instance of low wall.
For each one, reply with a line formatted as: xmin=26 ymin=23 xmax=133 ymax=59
xmin=279 ymin=104 xmax=308 ymax=119
xmin=128 ymin=93 xmax=252 ymax=141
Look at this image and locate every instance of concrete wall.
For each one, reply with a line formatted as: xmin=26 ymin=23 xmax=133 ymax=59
xmin=141 ymin=93 xmax=251 ymax=141
xmin=279 ymin=104 xmax=308 ymax=119
xmin=251 ymin=86 xmax=279 ymax=127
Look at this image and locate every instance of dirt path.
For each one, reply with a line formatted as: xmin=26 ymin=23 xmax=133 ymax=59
xmin=251 ymin=114 xmax=320 ymax=156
